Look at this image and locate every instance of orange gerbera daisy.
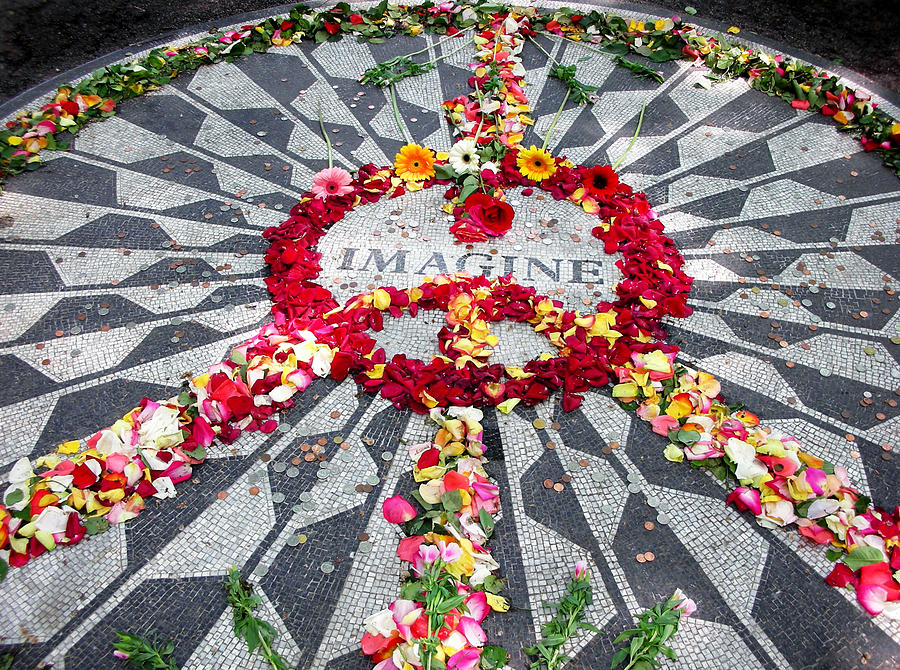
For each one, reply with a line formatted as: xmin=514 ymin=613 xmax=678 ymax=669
xmin=394 ymin=144 xmax=436 ymax=182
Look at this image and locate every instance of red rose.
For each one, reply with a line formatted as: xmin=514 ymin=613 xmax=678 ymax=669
xmin=349 ymin=13 xmax=364 ymax=25
xmin=463 ymin=192 xmax=514 ymax=237
xmin=324 ymin=21 xmax=340 ymax=35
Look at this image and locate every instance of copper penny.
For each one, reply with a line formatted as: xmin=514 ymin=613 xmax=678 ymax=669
xmin=609 ymin=441 xmax=620 ymax=450
xmin=317 ymin=438 xmax=328 ymax=446
xmin=601 ymin=446 xmax=612 ymax=455
xmin=644 ymin=521 xmax=655 ymax=531
xmin=553 ymin=483 xmax=564 ymax=492
xmin=291 ymin=457 xmax=302 ymax=466
xmin=217 ymin=491 xmax=228 ymax=500
xmin=543 ymin=479 xmax=554 ymax=489
xmin=248 ymin=486 xmax=260 ymax=495
xmin=358 ymin=532 xmax=369 ymax=541
xmin=644 ymin=552 xmax=655 ymax=562
xmin=636 ymin=553 xmax=646 ymax=563
xmin=300 ymin=443 xmax=310 ymax=452
xmin=578 ymin=459 xmax=589 ymax=467
xmin=304 ymin=453 xmax=316 ymax=462
xmin=330 ymin=411 xmax=340 ymax=418
xmin=340 ymin=441 xmax=351 ymax=450
xmin=560 ymin=474 xmax=572 ymax=483
xmin=545 ymin=441 xmax=556 ymax=450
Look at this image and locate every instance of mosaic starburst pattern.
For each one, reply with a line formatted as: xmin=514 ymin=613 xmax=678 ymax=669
xmin=0 ymin=2 xmax=899 ymax=668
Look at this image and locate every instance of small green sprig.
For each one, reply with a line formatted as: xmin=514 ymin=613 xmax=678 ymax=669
xmin=548 ymin=63 xmax=600 ymax=105
xmin=112 ymin=632 xmax=179 ymax=670
xmin=528 ymin=37 xmax=598 ymax=106
xmin=224 ymin=567 xmax=289 ymax=670
xmin=524 ymin=564 xmax=599 ymax=670
xmin=610 ymin=593 xmax=686 ymax=670
xmin=612 ymin=55 xmax=664 ymax=83
xmin=361 ymin=30 xmax=473 ymax=88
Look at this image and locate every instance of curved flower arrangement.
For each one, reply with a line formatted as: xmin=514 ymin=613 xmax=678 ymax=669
xmin=0 ymin=5 xmax=897 ymax=657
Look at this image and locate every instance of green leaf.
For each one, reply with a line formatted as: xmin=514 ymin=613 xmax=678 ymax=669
xmin=610 ymin=647 xmax=629 ymax=669
xmin=185 ymin=446 xmax=206 ymax=460
xmin=480 ymin=645 xmax=508 ymax=669
xmin=0 ymin=558 xmax=7 ymax=584
xmin=400 ymin=580 xmax=424 ymax=600
xmin=824 ymin=547 xmax=843 ymax=562
xmin=434 ymin=163 xmax=457 ymax=180
xmin=441 ymin=489 xmax=463 ymax=513
xmin=854 ymin=494 xmax=871 ymax=515
xmin=85 ymin=516 xmax=110 ymax=535
xmin=844 ymin=545 xmax=886 ymax=572
xmin=481 ymin=574 xmax=505 ymax=594
xmin=478 ymin=507 xmax=495 ymax=538
xmin=437 ymin=594 xmax=466 ymax=613
xmin=3 ymin=489 xmax=23 ymax=507
xmin=458 ymin=180 xmax=479 ymax=203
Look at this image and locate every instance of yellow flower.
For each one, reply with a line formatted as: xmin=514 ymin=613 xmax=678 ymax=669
xmin=516 ymin=145 xmax=556 ymax=181
xmin=394 ymin=143 xmax=435 ymax=182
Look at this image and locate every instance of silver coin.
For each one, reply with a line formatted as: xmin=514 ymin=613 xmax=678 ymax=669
xmin=321 ymin=562 xmax=335 ymax=574
xmin=286 ymin=466 xmax=300 ymax=478
xmin=272 ymin=492 xmax=286 ymax=503
xmin=272 ymin=462 xmax=287 ymax=473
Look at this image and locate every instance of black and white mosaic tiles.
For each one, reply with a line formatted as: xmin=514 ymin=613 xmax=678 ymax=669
xmin=0 ymin=1 xmax=899 ymax=668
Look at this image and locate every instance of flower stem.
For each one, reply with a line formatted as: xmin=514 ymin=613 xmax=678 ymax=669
xmin=428 ymin=37 xmax=475 ymax=66
xmin=612 ymin=102 xmax=646 ymax=170
xmin=317 ymin=101 xmax=333 ymax=169
xmin=390 ymin=83 xmax=413 ymax=144
xmin=541 ymin=88 xmax=570 ymax=152
xmin=527 ymin=35 xmax=558 ymax=65
xmin=405 ymin=28 xmax=473 ymax=60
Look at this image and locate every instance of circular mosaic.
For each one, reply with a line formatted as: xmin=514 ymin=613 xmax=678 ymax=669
xmin=0 ymin=1 xmax=898 ymax=669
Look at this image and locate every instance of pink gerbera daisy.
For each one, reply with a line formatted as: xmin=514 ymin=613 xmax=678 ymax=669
xmin=310 ymin=167 xmax=354 ymax=199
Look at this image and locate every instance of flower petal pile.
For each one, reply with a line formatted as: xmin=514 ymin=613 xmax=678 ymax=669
xmin=614 ymin=355 xmax=900 ymax=618
xmin=363 ymin=407 xmax=509 ymax=669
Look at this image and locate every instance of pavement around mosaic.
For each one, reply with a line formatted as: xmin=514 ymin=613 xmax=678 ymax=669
xmin=0 ymin=1 xmax=899 ymax=668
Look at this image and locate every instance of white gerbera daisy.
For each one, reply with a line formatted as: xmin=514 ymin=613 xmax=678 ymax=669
xmin=448 ymin=139 xmax=481 ymax=174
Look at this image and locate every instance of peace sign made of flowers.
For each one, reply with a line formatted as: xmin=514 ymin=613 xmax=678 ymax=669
xmin=1 ymin=6 xmax=898 ymax=670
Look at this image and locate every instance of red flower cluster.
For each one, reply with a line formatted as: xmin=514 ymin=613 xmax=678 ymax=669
xmin=449 ymin=193 xmax=515 ymax=242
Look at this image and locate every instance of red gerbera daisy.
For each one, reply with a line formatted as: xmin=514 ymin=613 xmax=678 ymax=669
xmin=582 ymin=164 xmax=619 ymax=199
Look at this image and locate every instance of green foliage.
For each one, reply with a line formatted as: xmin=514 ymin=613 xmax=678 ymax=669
xmin=362 ymin=57 xmax=437 ymax=88
xmin=224 ymin=568 xmax=289 ymax=670
xmin=524 ymin=571 xmax=599 ymax=669
xmin=113 ymin=631 xmax=179 ymax=670
xmin=610 ymin=595 xmax=683 ymax=669
xmin=548 ymin=63 xmax=600 ymax=105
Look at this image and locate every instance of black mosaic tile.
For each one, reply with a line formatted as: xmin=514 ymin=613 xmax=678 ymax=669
xmin=63 ymin=576 xmax=227 ymax=669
